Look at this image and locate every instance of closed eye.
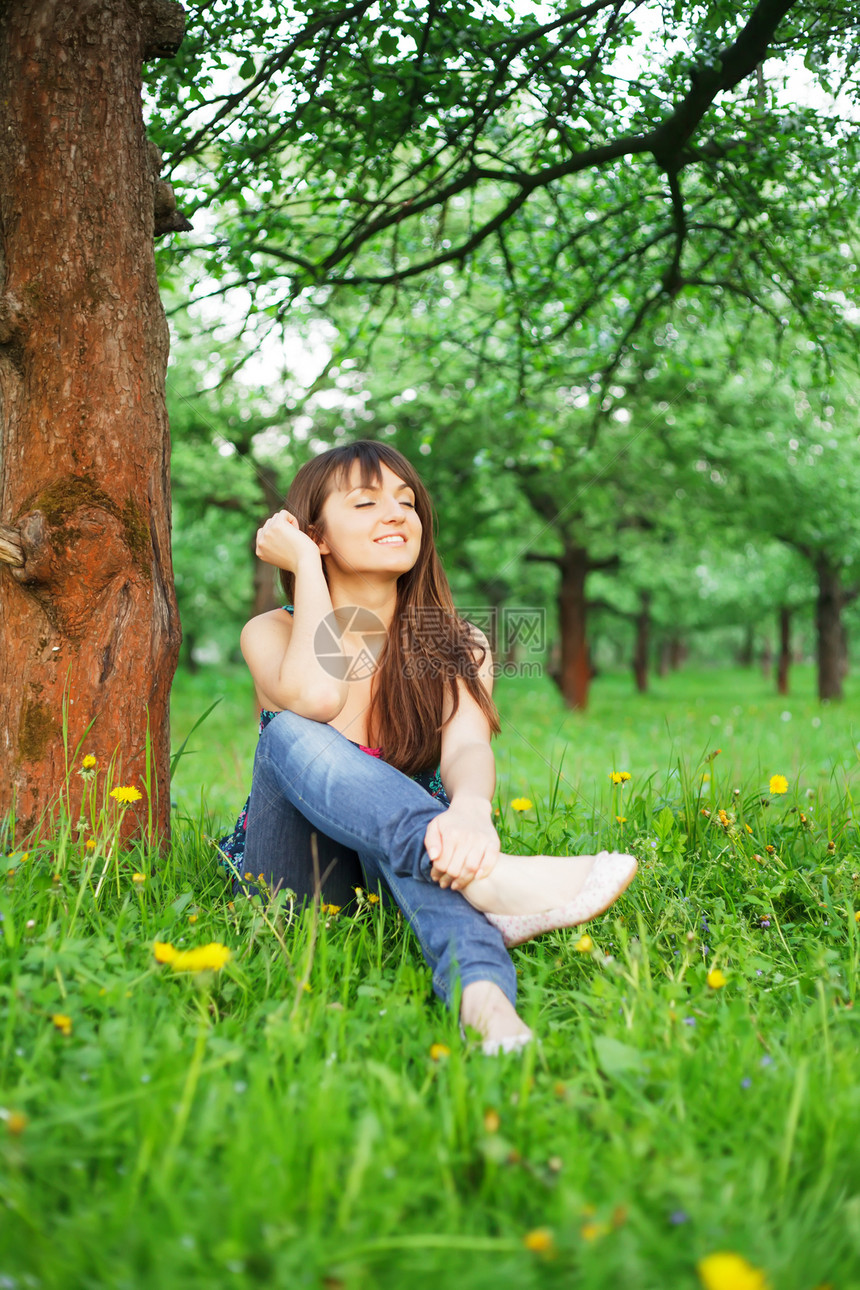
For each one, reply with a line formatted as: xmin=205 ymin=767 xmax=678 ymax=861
xmin=355 ymin=499 xmax=415 ymax=508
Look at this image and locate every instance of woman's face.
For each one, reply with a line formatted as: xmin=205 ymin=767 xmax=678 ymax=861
xmin=316 ymin=460 xmax=423 ymax=578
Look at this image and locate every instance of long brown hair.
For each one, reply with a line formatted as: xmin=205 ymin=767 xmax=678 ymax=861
xmin=280 ymin=441 xmax=500 ymax=774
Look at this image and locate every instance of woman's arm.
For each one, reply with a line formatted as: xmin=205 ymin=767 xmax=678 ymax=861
xmin=240 ymin=511 xmax=349 ymax=720
xmin=424 ymin=630 xmax=501 ymax=892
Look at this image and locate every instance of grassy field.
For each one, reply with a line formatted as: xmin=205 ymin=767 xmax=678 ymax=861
xmin=1 ymin=664 xmax=859 ymax=1289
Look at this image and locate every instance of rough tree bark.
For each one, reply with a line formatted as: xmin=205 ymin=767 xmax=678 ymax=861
xmin=0 ymin=0 xmax=185 ymax=840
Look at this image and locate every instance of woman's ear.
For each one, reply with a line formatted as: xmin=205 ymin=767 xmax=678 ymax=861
xmin=309 ymin=523 xmax=330 ymax=556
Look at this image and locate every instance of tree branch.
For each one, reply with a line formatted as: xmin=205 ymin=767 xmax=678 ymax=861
xmin=0 ymin=524 xmax=24 ymax=569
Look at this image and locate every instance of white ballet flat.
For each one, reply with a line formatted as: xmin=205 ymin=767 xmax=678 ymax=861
xmin=483 ymin=851 xmax=638 ymax=948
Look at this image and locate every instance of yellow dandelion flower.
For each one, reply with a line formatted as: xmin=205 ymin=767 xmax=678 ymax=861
xmin=367 ymin=893 xmax=380 ymax=904
xmin=81 ymin=754 xmax=97 ymax=769
xmin=163 ymin=943 xmax=232 ymax=973
xmin=153 ymin=941 xmax=178 ymax=964
xmin=523 ymin=1229 xmax=555 ymax=1255
xmin=855 ymin=911 xmax=860 ymax=923
xmin=768 ymin=775 xmax=788 ymax=795
xmin=85 ymin=839 xmax=97 ymax=851
xmin=510 ymin=797 xmax=533 ymax=811
xmin=51 ymin=1013 xmax=73 ymax=1036
xmin=483 ymin=1108 xmax=501 ymax=1133
xmin=574 ymin=934 xmax=594 ymax=953
xmin=581 ymin=1221 xmax=611 ymax=1242
xmin=429 ymin=1043 xmax=451 ymax=1061
xmin=697 ymin=1251 xmax=770 ymax=1290
xmin=609 ymin=771 xmax=631 ymax=784
xmin=745 ymin=824 xmax=753 ymax=834
xmin=132 ymin=873 xmax=146 ymax=884
xmin=110 ymin=786 xmax=143 ymax=804
xmin=5 ymin=1110 xmax=28 ymax=1136
xmin=188 ymin=913 xmax=198 ymax=923
xmin=615 ymin=815 xmax=627 ymax=823
xmin=707 ymin=968 xmax=728 ymax=989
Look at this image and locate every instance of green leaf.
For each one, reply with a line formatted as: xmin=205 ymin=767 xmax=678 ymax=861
xmin=593 ymin=1035 xmax=646 ymax=1076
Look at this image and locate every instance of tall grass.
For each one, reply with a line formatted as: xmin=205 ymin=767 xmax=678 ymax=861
xmin=1 ymin=665 xmax=859 ymax=1289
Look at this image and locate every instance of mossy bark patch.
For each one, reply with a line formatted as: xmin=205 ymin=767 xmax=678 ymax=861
xmin=120 ymin=497 xmax=152 ymax=577
xmin=18 ymin=476 xmax=152 ymax=579
xmin=18 ymin=698 xmax=57 ymax=762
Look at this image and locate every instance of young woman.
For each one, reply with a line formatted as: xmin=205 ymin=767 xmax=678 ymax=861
xmin=227 ymin=440 xmax=637 ymax=1054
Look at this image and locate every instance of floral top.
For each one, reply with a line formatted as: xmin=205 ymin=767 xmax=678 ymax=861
xmin=216 ymin=611 xmax=448 ymax=879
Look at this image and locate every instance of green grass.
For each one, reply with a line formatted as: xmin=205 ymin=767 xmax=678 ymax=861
xmin=2 ymin=665 xmax=860 ymax=1288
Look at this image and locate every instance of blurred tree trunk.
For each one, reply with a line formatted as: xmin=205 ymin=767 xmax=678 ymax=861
xmin=632 ymin=592 xmax=651 ymax=693
xmin=776 ymin=607 xmax=791 ymax=696
xmin=669 ymin=636 xmax=686 ymax=671
xmin=737 ymin=623 xmax=755 ymax=667
xmin=0 ymin=0 xmax=185 ymax=839
xmin=816 ymin=557 xmax=845 ymax=700
xmin=761 ymin=636 xmax=773 ymax=676
xmin=557 ymin=546 xmax=591 ymax=709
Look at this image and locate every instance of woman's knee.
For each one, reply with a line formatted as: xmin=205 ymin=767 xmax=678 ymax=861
xmin=257 ymin=708 xmax=335 ymax=762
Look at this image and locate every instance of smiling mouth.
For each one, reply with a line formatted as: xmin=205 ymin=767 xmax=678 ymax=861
xmin=374 ymin=535 xmax=407 ymax=545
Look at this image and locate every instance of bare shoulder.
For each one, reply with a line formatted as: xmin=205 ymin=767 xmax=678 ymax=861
xmin=240 ymin=607 xmax=293 ymax=657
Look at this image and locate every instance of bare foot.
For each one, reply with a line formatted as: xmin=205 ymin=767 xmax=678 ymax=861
xmin=462 ymin=853 xmax=598 ymax=916
xmin=472 ymin=852 xmax=638 ymax=948
xmin=460 ymin=981 xmax=532 ymax=1054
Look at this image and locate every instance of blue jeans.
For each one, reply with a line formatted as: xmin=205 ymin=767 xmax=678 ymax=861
xmin=242 ymin=709 xmax=516 ymax=1010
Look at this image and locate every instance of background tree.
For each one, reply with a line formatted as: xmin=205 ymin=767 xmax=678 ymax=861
xmin=149 ymin=0 xmax=859 ymax=396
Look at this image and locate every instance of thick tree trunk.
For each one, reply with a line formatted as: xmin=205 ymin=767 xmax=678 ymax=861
xmin=632 ymin=592 xmax=651 ymax=694
xmin=816 ymin=556 xmax=844 ymax=700
xmin=776 ymin=606 xmax=791 ymax=696
xmin=556 ymin=546 xmax=590 ymax=709
xmin=0 ymin=1 xmax=184 ymax=840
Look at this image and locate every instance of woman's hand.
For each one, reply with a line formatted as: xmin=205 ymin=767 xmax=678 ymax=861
xmin=255 ymin=510 xmax=321 ymax=573
xmin=424 ymin=804 xmax=500 ymax=892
